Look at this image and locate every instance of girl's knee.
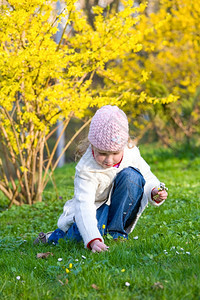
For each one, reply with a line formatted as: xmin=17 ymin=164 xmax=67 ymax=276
xmin=116 ymin=167 xmax=145 ymax=187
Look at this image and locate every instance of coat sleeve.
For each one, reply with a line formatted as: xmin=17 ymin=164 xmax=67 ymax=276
xmin=74 ymin=173 xmax=103 ymax=247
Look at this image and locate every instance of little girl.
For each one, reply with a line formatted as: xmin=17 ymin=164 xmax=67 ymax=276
xmin=34 ymin=105 xmax=168 ymax=253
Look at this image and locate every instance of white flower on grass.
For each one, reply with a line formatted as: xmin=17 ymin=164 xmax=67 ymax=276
xmin=16 ymin=276 xmax=21 ymax=280
xmin=75 ymin=259 xmax=79 ymax=262
xmin=133 ymin=236 xmax=138 ymax=240
xmin=180 ymin=248 xmax=184 ymax=251
xmin=58 ymin=258 xmax=63 ymax=262
xmin=186 ymin=252 xmax=191 ymax=255
xmin=170 ymin=246 xmax=175 ymax=250
xmin=82 ymin=255 xmax=86 ymax=259
xmin=176 ymin=251 xmax=179 ymax=255
xmin=125 ymin=282 xmax=130 ymax=287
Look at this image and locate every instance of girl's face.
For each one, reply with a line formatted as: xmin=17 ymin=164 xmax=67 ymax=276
xmin=92 ymin=146 xmax=124 ymax=169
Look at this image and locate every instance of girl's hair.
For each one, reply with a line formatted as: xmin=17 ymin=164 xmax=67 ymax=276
xmin=75 ymin=137 xmax=90 ymax=161
xmin=75 ymin=136 xmax=136 ymax=161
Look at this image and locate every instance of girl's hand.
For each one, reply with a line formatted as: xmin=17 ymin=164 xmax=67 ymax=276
xmin=90 ymin=240 xmax=109 ymax=253
xmin=151 ymin=188 xmax=168 ymax=202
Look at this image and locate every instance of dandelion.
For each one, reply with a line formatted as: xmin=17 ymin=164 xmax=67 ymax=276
xmin=16 ymin=276 xmax=21 ymax=280
xmin=66 ymin=268 xmax=70 ymax=274
xmin=125 ymin=282 xmax=130 ymax=287
xmin=58 ymin=258 xmax=63 ymax=262
xmin=121 ymin=269 xmax=125 ymax=273
xmin=69 ymin=263 xmax=73 ymax=269
xmin=102 ymin=224 xmax=106 ymax=235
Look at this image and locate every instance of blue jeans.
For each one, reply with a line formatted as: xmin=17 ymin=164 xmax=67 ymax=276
xmin=48 ymin=167 xmax=145 ymax=244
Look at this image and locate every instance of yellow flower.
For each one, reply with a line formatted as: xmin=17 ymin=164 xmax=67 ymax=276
xmin=102 ymin=225 xmax=106 ymax=229
xmin=141 ymin=70 xmax=149 ymax=82
xmin=69 ymin=263 xmax=73 ymax=269
xmin=121 ymin=269 xmax=125 ymax=273
xmin=65 ymin=268 xmax=70 ymax=274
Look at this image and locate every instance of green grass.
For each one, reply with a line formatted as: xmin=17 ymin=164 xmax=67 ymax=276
xmin=0 ymin=144 xmax=199 ymax=300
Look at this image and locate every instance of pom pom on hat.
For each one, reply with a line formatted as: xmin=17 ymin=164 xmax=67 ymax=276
xmin=88 ymin=105 xmax=129 ymax=151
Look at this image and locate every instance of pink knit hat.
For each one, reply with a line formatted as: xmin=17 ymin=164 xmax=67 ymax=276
xmin=88 ymin=105 xmax=129 ymax=151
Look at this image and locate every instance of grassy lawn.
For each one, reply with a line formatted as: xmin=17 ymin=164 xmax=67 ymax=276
xmin=0 ymin=144 xmax=199 ymax=300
